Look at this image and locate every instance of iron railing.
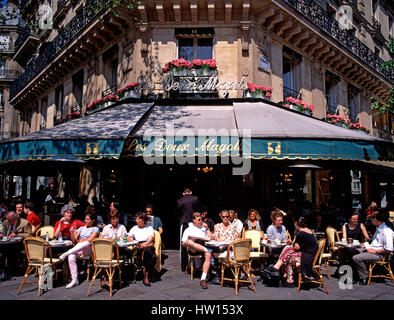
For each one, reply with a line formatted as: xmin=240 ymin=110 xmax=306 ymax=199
xmin=10 ymin=1 xmax=105 ymax=99
xmin=102 ymin=85 xmax=117 ymax=97
xmin=282 ymin=0 xmax=394 ymax=83
xmin=283 ymin=86 xmax=302 ymax=100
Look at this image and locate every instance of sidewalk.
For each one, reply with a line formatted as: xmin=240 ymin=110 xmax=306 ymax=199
xmin=0 ymin=249 xmax=393 ymax=300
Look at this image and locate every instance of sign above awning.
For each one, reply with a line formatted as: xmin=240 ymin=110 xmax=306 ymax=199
xmin=0 ymin=103 xmax=153 ymax=163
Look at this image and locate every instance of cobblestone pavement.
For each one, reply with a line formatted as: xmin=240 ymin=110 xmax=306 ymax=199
xmin=0 ymin=249 xmax=393 ymax=300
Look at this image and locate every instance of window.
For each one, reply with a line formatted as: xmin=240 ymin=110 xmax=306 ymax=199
xmin=102 ymin=44 xmax=118 ymax=95
xmin=0 ymin=32 xmax=10 ymax=51
xmin=72 ymin=69 xmax=83 ymax=108
xmin=347 ymin=84 xmax=360 ymax=122
xmin=40 ymin=97 xmax=48 ymax=129
xmin=55 ymin=85 xmax=64 ymax=118
xmin=374 ymin=46 xmax=380 ymax=56
xmin=325 ymin=71 xmax=339 ymax=115
xmin=283 ymin=46 xmax=302 ymax=100
xmin=0 ymin=89 xmax=3 ymax=110
xmin=176 ymin=28 xmax=214 ymax=60
xmin=0 ymin=61 xmax=6 ymax=78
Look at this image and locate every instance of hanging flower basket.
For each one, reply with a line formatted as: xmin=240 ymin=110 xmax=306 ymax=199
xmin=246 ymin=83 xmax=273 ymax=100
xmin=284 ymin=97 xmax=314 ymax=115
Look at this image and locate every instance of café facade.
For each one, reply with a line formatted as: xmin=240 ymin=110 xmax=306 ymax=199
xmin=1 ymin=0 xmax=393 ymax=244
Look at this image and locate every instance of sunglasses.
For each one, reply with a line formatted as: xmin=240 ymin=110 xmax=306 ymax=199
xmin=221 ymin=216 xmax=229 ymax=218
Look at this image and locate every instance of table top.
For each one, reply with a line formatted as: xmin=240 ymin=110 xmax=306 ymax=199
xmin=205 ymin=240 xmax=230 ymax=248
xmin=334 ymin=241 xmax=362 ymax=249
xmin=116 ymin=240 xmax=139 ymax=248
xmin=48 ymin=240 xmax=73 ymax=247
xmin=260 ymin=241 xmax=287 ymax=249
xmin=0 ymin=237 xmax=23 ymax=245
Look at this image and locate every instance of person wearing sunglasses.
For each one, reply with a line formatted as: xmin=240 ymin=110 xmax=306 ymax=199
xmin=213 ymin=210 xmax=240 ymax=243
xmin=181 ymin=212 xmax=213 ymax=289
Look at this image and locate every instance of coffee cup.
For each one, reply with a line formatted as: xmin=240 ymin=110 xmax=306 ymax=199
xmin=341 ymin=238 xmax=347 ymax=243
xmin=347 ymin=238 xmax=353 ymax=244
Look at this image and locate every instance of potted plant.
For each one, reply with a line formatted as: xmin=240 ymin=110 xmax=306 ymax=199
xmin=85 ymin=94 xmax=119 ymax=114
xmin=162 ymin=58 xmax=217 ymax=76
xmin=117 ymin=82 xmax=140 ymax=99
xmin=284 ymin=97 xmax=314 ymax=115
xmin=246 ymin=83 xmax=273 ymax=100
xmin=61 ymin=111 xmax=80 ymax=123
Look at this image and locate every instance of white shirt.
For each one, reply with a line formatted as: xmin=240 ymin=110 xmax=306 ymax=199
xmin=102 ymin=224 xmax=127 ymax=239
xmin=367 ymin=223 xmax=393 ymax=252
xmin=182 ymin=224 xmax=209 ymax=243
xmin=231 ymin=219 xmax=243 ymax=234
xmin=128 ymin=225 xmax=154 ymax=242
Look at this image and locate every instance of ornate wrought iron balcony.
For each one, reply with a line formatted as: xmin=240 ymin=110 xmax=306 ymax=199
xmin=10 ymin=1 xmax=105 ymax=100
xmin=282 ymin=0 xmax=394 ymax=83
xmin=102 ymin=85 xmax=117 ymax=97
xmin=283 ymin=86 xmax=302 ymax=100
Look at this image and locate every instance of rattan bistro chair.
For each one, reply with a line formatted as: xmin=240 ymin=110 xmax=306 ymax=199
xmin=220 ymin=238 xmax=256 ymax=296
xmin=87 ymin=238 xmax=124 ymax=297
xmin=367 ymin=252 xmax=394 ymax=285
xmin=18 ymin=237 xmax=60 ymax=296
xmin=243 ymin=229 xmax=269 ymax=270
xmin=36 ymin=226 xmax=55 ymax=240
xmin=297 ymin=239 xmax=329 ymax=294
xmin=184 ymin=245 xmax=204 ymax=280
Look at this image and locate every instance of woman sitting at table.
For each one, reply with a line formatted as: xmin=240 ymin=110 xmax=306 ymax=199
xmin=214 ymin=210 xmax=240 ymax=242
xmin=59 ymin=212 xmax=99 ymax=288
xmin=127 ymin=212 xmax=156 ymax=287
xmin=53 ymin=204 xmax=85 ymax=240
xmin=243 ymin=209 xmax=263 ymax=231
xmin=266 ymin=210 xmax=292 ymax=244
xmin=102 ymin=214 xmax=127 ymax=240
xmin=337 ymin=212 xmax=370 ymax=270
xmin=267 ymin=217 xmax=318 ymax=288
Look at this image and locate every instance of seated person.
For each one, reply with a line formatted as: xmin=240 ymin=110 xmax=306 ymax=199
xmin=213 ymin=210 xmax=240 ymax=259
xmin=84 ymin=205 xmax=104 ymax=229
xmin=352 ymin=209 xmax=394 ymax=285
xmin=127 ymin=212 xmax=156 ymax=287
xmin=23 ymin=201 xmax=41 ymax=229
xmin=102 ymin=214 xmax=127 ymax=240
xmin=267 ymin=217 xmax=318 ymax=288
xmin=228 ymin=210 xmax=243 ymax=235
xmin=243 ymin=208 xmax=263 ymax=231
xmin=59 ymin=213 xmax=99 ymax=288
xmin=1 ymin=208 xmax=33 ymax=278
xmin=181 ymin=212 xmax=213 ymax=289
xmin=266 ymin=211 xmax=292 ymax=244
xmin=337 ymin=212 xmax=370 ymax=269
xmin=53 ymin=204 xmax=85 ymax=240
xmin=201 ymin=208 xmax=215 ymax=233
xmin=310 ymin=213 xmax=327 ymax=233
xmin=145 ymin=204 xmax=163 ymax=236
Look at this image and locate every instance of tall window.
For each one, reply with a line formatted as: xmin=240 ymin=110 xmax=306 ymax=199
xmin=0 ymin=32 xmax=9 ymax=51
xmin=102 ymin=44 xmax=118 ymax=95
xmin=0 ymin=61 xmax=6 ymax=78
xmin=72 ymin=69 xmax=83 ymax=108
xmin=283 ymin=46 xmax=302 ymax=100
xmin=347 ymin=84 xmax=360 ymax=122
xmin=325 ymin=71 xmax=339 ymax=115
xmin=40 ymin=97 xmax=47 ymax=129
xmin=0 ymin=89 xmax=3 ymax=111
xmin=176 ymin=28 xmax=214 ymax=60
xmin=55 ymin=85 xmax=64 ymax=118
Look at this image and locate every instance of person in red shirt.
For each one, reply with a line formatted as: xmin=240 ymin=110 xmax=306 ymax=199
xmin=23 ymin=201 xmax=41 ymax=228
xmin=53 ymin=204 xmax=85 ymax=240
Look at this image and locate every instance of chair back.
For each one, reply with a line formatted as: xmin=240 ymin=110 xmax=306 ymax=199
xmin=36 ymin=226 xmax=55 ymax=239
xmin=286 ymin=230 xmax=292 ymax=242
xmin=244 ymin=229 xmax=262 ymax=251
xmin=325 ymin=227 xmax=339 ymax=250
xmin=153 ymin=230 xmax=161 ymax=272
xmin=231 ymin=238 xmax=252 ymax=263
xmin=23 ymin=237 xmax=48 ymax=265
xmin=91 ymin=238 xmax=116 ymax=265
xmin=316 ymin=239 xmax=327 ymax=266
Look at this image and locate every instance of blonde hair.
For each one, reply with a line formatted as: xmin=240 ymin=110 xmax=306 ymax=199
xmin=219 ymin=210 xmax=229 ymax=218
xmin=228 ymin=209 xmax=237 ymax=218
xmin=248 ymin=208 xmax=261 ymax=221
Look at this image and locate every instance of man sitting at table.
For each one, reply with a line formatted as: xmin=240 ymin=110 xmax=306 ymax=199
xmin=352 ymin=209 xmax=394 ymax=285
xmin=181 ymin=212 xmax=213 ymax=289
xmin=0 ymin=209 xmax=32 ymax=279
xmin=102 ymin=214 xmax=127 ymax=240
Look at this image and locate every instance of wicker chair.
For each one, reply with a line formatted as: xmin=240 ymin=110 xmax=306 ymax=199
xmin=297 ymin=239 xmax=329 ymax=294
xmin=87 ymin=238 xmax=124 ymax=297
xmin=325 ymin=226 xmax=340 ymax=277
xmin=367 ymin=252 xmax=394 ymax=285
xmin=36 ymin=226 xmax=55 ymax=240
xmin=243 ymin=229 xmax=269 ymax=270
xmin=17 ymin=237 xmax=60 ymax=296
xmin=184 ymin=245 xmax=204 ymax=280
xmin=220 ymin=238 xmax=256 ymax=296
xmin=153 ymin=230 xmax=162 ymax=273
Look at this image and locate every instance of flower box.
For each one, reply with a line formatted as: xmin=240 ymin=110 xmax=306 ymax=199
xmin=326 ymin=114 xmax=370 ymax=134
xmin=246 ymin=83 xmax=272 ymax=100
xmin=284 ymin=97 xmax=315 ymax=114
xmin=85 ymin=94 xmax=119 ymax=115
xmin=117 ymin=83 xmax=141 ymax=100
xmin=162 ymin=58 xmax=217 ymax=76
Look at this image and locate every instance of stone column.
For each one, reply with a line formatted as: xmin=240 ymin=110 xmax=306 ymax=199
xmin=46 ymin=90 xmax=56 ymax=128
xmin=301 ymin=58 xmax=313 ymax=105
xmin=270 ymin=40 xmax=283 ymax=103
xmin=311 ymin=62 xmax=326 ymax=119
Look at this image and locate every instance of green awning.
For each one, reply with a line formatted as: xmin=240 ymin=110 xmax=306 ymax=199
xmin=0 ymin=103 xmax=153 ymax=163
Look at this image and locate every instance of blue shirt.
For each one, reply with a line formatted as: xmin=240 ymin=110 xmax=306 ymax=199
xmin=77 ymin=226 xmax=99 ymax=239
xmin=266 ymin=225 xmax=288 ymax=242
